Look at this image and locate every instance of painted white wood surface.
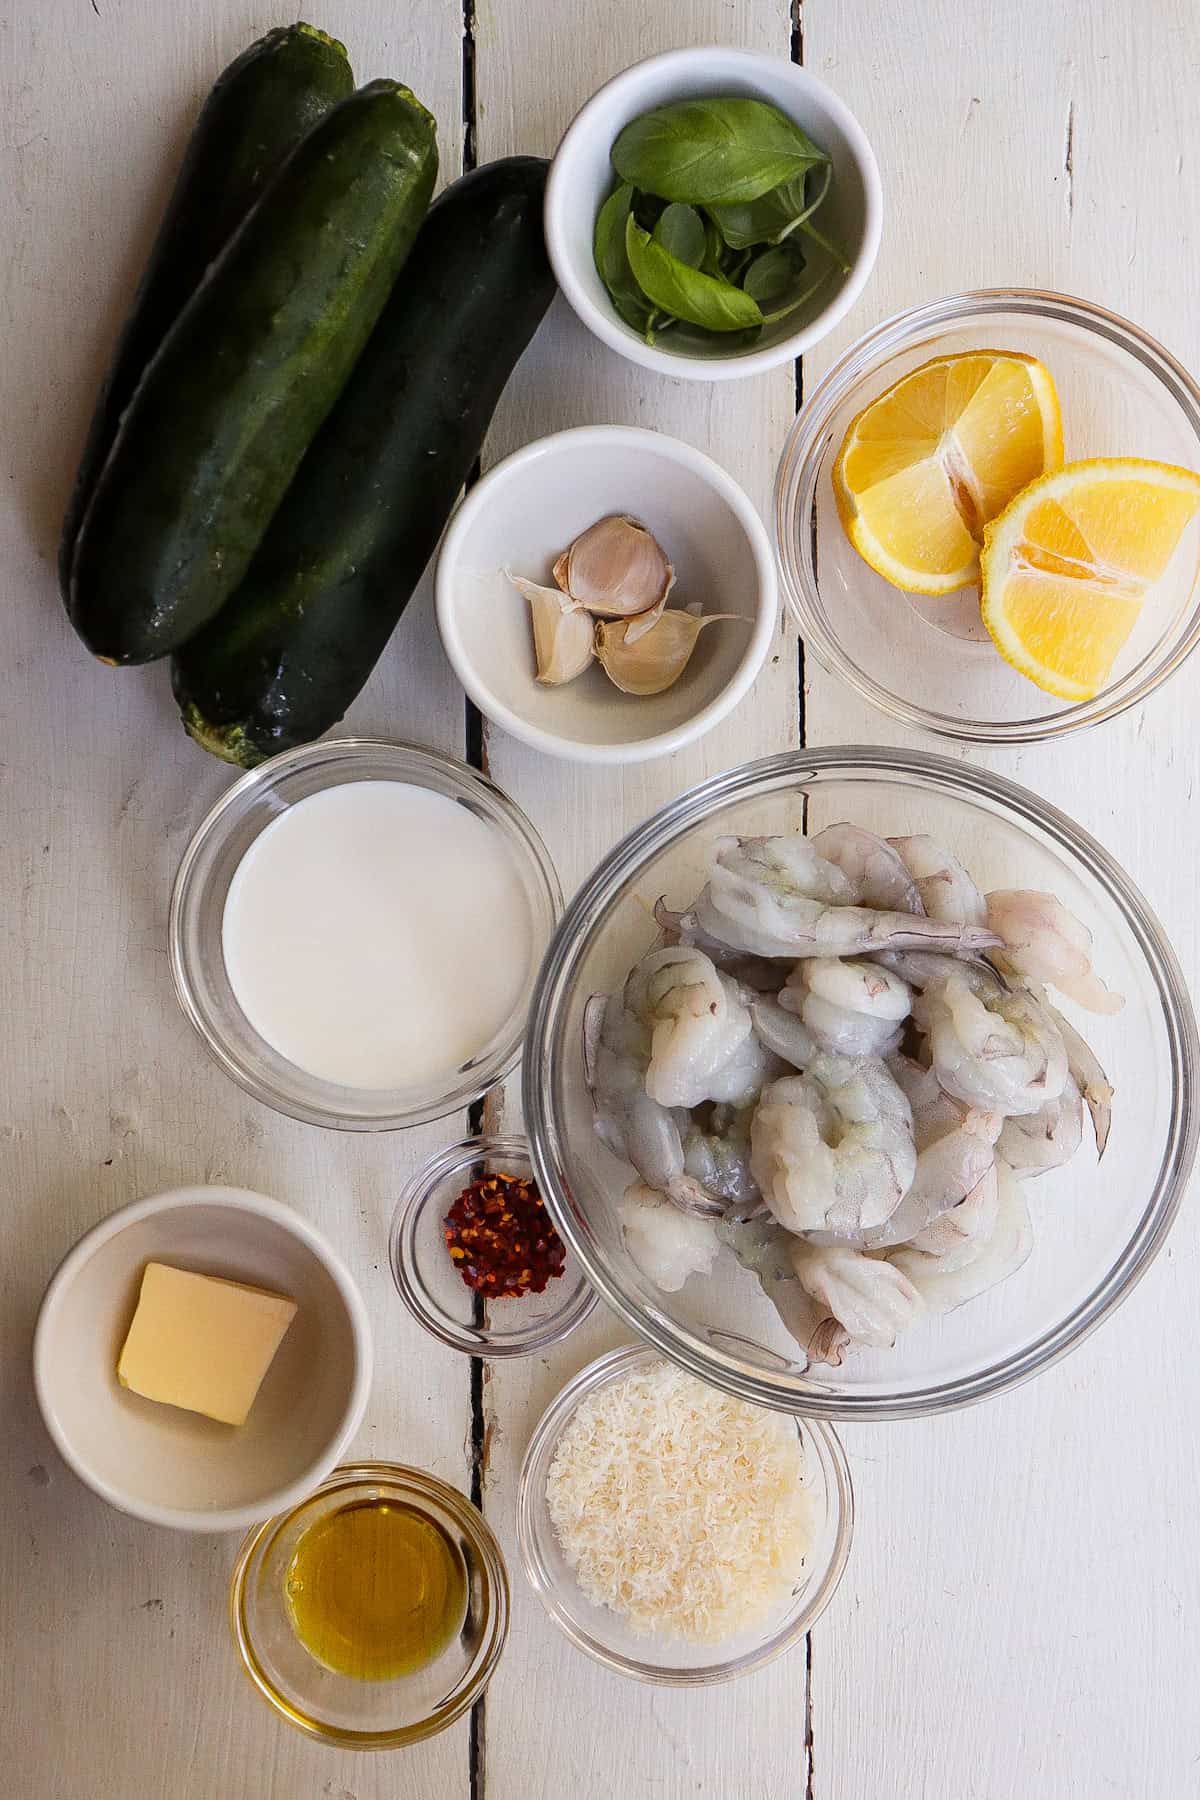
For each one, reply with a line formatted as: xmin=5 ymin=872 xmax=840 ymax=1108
xmin=1 ymin=3 xmax=1197 ymax=1799
xmin=0 ymin=8 xmax=476 ymax=1799
xmin=799 ymin=7 xmax=1200 ymax=1798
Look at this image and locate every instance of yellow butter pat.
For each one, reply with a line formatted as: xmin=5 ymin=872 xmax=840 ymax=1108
xmin=117 ymin=1261 xmax=297 ymax=1427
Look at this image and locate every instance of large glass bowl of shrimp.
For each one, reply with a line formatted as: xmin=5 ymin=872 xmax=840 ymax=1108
xmin=522 ymin=746 xmax=1198 ymax=1418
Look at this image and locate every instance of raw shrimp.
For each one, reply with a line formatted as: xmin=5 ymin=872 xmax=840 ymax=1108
xmin=889 ymin=1162 xmax=1032 ymax=1311
xmin=916 ymin=974 xmax=1068 ymax=1116
xmin=888 ymin=835 xmax=988 ymax=927
xmin=810 ymin=823 xmax=924 ymax=914
xmin=583 ymin=994 xmax=721 ymax=1217
xmin=870 ymin=948 xmax=1005 ymax=996
xmin=1042 ymin=997 xmax=1114 ymax=1156
xmin=986 ymin=890 xmax=1124 ymax=1016
xmin=679 ymin=1103 xmax=760 ymax=1211
xmin=998 ymin=1074 xmax=1084 ymax=1176
xmin=618 ymin=1183 xmax=719 ymax=1291
xmin=904 ymin=1164 xmax=1000 ymax=1271
xmin=781 ymin=957 xmax=912 ymax=1058
xmin=653 ymin=898 xmax=786 ymax=993
xmin=717 ymin=1215 xmax=849 ymax=1366
xmin=704 ymin=1025 xmax=787 ymax=1107
xmin=598 ymin=821 xmax=1121 ymax=1359
xmin=887 ymin=1052 xmax=970 ymax=1150
xmin=865 ymin=1107 xmax=1001 ymax=1248
xmin=769 ymin=1283 xmax=853 ymax=1366
xmin=750 ymin=1055 xmax=917 ymax=1237
xmin=690 ymin=837 xmax=1003 ymax=961
xmin=789 ymin=1240 xmax=925 ymax=1348
xmin=624 ymin=945 xmax=752 ymax=1109
xmin=750 ymin=996 xmax=818 ymax=1069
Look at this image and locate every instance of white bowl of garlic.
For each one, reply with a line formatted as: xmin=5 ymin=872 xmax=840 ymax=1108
xmin=435 ymin=425 xmax=778 ymax=764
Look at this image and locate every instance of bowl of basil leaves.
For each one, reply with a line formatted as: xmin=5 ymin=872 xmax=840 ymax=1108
xmin=545 ymin=46 xmax=882 ymax=380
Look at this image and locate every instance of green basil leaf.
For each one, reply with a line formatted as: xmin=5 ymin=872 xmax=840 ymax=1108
xmin=632 ymin=189 xmax=667 ymax=232
xmin=741 ymin=242 xmax=832 ymax=325
xmin=644 ymin=307 xmax=682 ymax=348
xmin=742 ymin=245 xmax=803 ymax=309
xmin=613 ymin=286 xmax=656 ymax=335
xmin=653 ymin=202 xmax=706 ymax=268
xmin=594 ymin=182 xmax=654 ymax=331
xmin=724 ymin=246 xmax=754 ymax=286
xmin=707 ymin=161 xmax=833 ymax=250
xmin=794 ymin=208 xmax=852 ymax=273
xmin=700 ymin=215 xmax=726 ymax=278
xmin=708 ymin=172 xmax=806 ymax=250
xmin=625 ymin=214 xmax=763 ymax=333
xmin=612 ymin=97 xmax=829 ymax=206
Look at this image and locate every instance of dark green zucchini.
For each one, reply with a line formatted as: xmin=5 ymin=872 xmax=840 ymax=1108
xmin=69 ymin=80 xmax=438 ymax=666
xmin=58 ymin=24 xmax=353 ymax=603
xmin=171 ymin=157 xmax=556 ymax=767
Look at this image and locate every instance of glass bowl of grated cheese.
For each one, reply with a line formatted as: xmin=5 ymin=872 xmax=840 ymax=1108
xmin=516 ymin=1341 xmax=853 ymax=1684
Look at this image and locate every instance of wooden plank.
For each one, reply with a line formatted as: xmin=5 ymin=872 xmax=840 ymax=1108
xmin=471 ymin=9 xmax=810 ymax=1798
xmin=0 ymin=5 xmax=475 ymax=1796
xmin=801 ymin=3 xmax=1200 ymax=1796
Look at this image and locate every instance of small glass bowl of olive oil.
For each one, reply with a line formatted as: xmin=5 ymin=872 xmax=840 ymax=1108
xmin=229 ymin=1463 xmax=509 ymax=1749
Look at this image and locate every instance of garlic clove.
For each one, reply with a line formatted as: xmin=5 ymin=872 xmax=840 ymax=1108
xmin=621 ymin=592 xmax=668 ymax=645
xmin=595 ymin=609 xmax=746 ymax=696
xmin=507 ymin=571 xmax=596 ymax=685
xmin=559 ymin=514 xmax=675 ymax=618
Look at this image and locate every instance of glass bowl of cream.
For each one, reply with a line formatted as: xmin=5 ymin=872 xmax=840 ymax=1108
xmin=170 ymin=739 xmax=562 ymax=1129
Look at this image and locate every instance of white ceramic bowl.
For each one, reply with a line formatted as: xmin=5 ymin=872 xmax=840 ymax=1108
xmin=436 ymin=426 xmax=778 ymax=764
xmin=33 ymin=1186 xmax=372 ymax=1532
xmin=545 ymin=47 xmax=882 ymax=380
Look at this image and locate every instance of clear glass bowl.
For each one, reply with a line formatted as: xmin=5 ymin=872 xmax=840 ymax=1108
xmin=516 ymin=1341 xmax=853 ymax=1684
xmin=170 ymin=739 xmax=562 ymax=1130
xmin=522 ymin=747 xmax=1199 ymax=1419
xmin=776 ymin=289 xmax=1200 ymax=742
xmin=390 ymin=1135 xmax=597 ymax=1355
xmin=229 ymin=1462 xmax=509 ymax=1749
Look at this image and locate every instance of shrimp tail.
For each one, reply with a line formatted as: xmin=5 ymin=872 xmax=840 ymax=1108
xmin=667 ymin=1175 xmax=729 ymax=1218
xmin=653 ymin=896 xmax=687 ymax=940
xmin=1041 ymin=997 xmax=1114 ymax=1158
xmin=808 ymin=1315 xmax=852 ymax=1367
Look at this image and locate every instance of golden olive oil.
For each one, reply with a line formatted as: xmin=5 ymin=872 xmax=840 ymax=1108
xmin=284 ymin=1499 xmax=467 ymax=1681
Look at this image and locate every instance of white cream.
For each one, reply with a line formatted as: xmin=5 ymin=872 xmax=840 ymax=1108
xmin=221 ymin=780 xmax=533 ymax=1090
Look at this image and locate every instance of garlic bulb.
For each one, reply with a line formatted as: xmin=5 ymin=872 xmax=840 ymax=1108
xmin=595 ymin=608 xmax=745 ymax=696
xmin=507 ymin=572 xmax=595 ymax=685
xmin=554 ymin=515 xmax=675 ymax=620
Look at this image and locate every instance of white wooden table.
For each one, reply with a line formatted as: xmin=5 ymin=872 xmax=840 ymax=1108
xmin=4 ymin=3 xmax=1198 ymax=1795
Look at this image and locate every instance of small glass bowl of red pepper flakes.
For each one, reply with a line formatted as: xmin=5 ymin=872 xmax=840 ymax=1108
xmin=443 ymin=1169 xmax=566 ymax=1298
xmin=390 ymin=1136 xmax=596 ymax=1357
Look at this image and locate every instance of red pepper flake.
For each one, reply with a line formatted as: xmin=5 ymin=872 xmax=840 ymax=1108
xmin=443 ymin=1171 xmax=567 ymax=1299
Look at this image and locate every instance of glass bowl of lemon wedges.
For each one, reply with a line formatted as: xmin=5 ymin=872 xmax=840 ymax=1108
xmin=776 ymin=289 xmax=1200 ymax=743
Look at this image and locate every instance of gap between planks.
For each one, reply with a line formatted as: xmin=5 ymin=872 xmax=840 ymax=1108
xmin=461 ymin=2 xmax=489 ymax=1796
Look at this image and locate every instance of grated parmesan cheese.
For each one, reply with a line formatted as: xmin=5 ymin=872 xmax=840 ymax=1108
xmin=545 ymin=1359 xmax=813 ymax=1645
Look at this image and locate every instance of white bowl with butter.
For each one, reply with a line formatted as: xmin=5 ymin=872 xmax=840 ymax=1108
xmin=33 ymin=1186 xmax=371 ymax=1532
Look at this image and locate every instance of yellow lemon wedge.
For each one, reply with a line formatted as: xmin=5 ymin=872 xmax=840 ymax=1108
xmin=980 ymin=457 xmax=1200 ymax=700
xmin=834 ymin=351 xmax=1064 ymax=594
